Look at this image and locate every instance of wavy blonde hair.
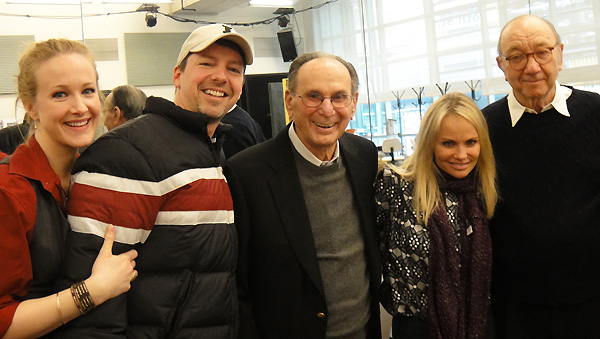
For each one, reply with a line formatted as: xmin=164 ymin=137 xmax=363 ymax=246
xmin=390 ymin=92 xmax=497 ymax=224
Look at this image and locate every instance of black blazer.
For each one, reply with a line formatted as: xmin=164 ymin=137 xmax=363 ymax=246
xmin=225 ymin=126 xmax=381 ymax=339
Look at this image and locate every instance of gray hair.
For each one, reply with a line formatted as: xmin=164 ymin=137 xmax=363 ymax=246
xmin=110 ymin=85 xmax=147 ymax=121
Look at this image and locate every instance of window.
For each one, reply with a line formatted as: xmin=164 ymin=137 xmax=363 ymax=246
xmin=304 ymin=0 xmax=600 ymax=151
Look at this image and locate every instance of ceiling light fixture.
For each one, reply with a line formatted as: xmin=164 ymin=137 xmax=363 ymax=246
xmin=145 ymin=12 xmax=157 ymax=27
xmin=136 ymin=3 xmax=159 ymax=27
xmin=277 ymin=15 xmax=290 ymax=28
xmin=249 ymin=0 xmax=293 ymax=7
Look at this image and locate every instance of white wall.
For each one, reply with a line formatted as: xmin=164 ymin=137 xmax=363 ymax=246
xmin=0 ymin=1 xmax=294 ymax=122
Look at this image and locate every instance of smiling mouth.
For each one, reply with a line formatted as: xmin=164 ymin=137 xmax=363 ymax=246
xmin=523 ymin=78 xmax=544 ymax=83
xmin=450 ymin=162 xmax=470 ymax=169
xmin=314 ymin=122 xmax=335 ymax=128
xmin=203 ymin=89 xmax=226 ymax=97
xmin=65 ymin=119 xmax=90 ymax=127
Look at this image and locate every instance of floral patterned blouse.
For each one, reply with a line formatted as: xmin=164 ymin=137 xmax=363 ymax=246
xmin=374 ymin=168 xmax=462 ymax=319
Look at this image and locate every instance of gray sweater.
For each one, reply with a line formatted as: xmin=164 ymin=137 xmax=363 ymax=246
xmin=294 ymin=151 xmax=370 ymax=339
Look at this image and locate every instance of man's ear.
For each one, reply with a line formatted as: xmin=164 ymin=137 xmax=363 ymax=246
xmin=496 ymin=56 xmax=503 ymax=71
xmin=284 ymin=90 xmax=294 ymax=121
xmin=496 ymin=56 xmax=508 ymax=81
xmin=350 ymin=92 xmax=359 ymax=120
xmin=113 ymin=106 xmax=123 ymax=121
xmin=173 ymin=65 xmax=182 ymax=89
xmin=557 ymin=43 xmax=564 ymax=71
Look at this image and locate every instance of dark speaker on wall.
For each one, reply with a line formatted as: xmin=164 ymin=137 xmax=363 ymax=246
xmin=277 ymin=29 xmax=297 ymax=62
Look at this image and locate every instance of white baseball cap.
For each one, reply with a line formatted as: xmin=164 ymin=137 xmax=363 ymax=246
xmin=176 ymin=24 xmax=253 ymax=66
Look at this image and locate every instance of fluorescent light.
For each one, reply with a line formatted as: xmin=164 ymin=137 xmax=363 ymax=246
xmin=103 ymin=0 xmax=172 ymax=3
xmin=249 ymin=0 xmax=294 ymax=7
xmin=7 ymin=0 xmax=91 ymax=4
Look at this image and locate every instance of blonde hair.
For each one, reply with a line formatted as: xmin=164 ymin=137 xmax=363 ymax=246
xmin=391 ymin=92 xmax=497 ymax=224
xmin=17 ymin=39 xmax=98 ymax=135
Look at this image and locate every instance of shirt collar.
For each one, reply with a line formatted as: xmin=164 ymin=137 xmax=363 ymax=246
xmin=9 ymin=135 xmax=66 ymax=207
xmin=288 ymin=122 xmax=340 ymax=167
xmin=508 ymin=81 xmax=572 ymax=127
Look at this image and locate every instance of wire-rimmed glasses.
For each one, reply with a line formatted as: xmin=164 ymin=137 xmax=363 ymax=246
xmin=292 ymin=91 xmax=353 ymax=108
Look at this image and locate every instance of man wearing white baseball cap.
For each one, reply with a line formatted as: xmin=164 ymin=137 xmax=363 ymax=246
xmin=57 ymin=24 xmax=252 ymax=338
xmin=176 ymin=24 xmax=266 ymax=159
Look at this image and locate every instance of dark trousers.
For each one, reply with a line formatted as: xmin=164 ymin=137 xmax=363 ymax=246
xmin=391 ymin=311 xmax=495 ymax=339
xmin=391 ymin=315 xmax=428 ymax=339
xmin=492 ymin=296 xmax=600 ymax=339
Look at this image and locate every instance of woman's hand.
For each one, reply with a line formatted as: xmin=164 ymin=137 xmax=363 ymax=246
xmin=85 ymin=225 xmax=138 ymax=305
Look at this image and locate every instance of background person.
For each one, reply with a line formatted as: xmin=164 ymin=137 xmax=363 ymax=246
xmin=376 ymin=92 xmax=497 ymax=339
xmin=0 ymin=114 xmax=30 ymax=154
xmin=0 ymin=38 xmax=137 ymax=339
xmin=220 ymin=103 xmax=265 ymax=159
xmin=58 ymin=24 xmax=253 ymax=338
xmin=483 ymin=14 xmax=600 ymax=338
xmin=102 ymin=84 xmax=147 ymax=131
xmin=226 ymin=51 xmax=381 ymax=339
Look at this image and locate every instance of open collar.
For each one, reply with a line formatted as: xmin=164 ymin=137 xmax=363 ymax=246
xmin=288 ymin=122 xmax=339 ymax=167
xmin=508 ymin=81 xmax=572 ymax=127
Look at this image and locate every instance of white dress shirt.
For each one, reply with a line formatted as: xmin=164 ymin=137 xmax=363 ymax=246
xmin=288 ymin=122 xmax=340 ymax=167
xmin=508 ymin=81 xmax=573 ymax=127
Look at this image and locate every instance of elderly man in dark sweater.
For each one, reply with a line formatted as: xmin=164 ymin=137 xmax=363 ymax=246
xmin=483 ymin=14 xmax=600 ymax=339
xmin=226 ymin=52 xmax=381 ymax=339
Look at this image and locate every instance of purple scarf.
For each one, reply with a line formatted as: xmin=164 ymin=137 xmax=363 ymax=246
xmin=426 ymin=171 xmax=492 ymax=339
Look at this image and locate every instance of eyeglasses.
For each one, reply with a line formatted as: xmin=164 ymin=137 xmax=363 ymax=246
xmin=292 ymin=91 xmax=353 ymax=108
xmin=500 ymin=46 xmax=556 ymax=70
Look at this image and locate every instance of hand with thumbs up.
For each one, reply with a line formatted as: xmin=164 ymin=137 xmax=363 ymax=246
xmin=84 ymin=224 xmax=138 ymax=305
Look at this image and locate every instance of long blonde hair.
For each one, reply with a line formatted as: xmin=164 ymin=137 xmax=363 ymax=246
xmin=391 ymin=92 xmax=497 ymax=224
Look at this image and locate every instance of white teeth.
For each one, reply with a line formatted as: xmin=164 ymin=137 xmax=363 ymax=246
xmin=65 ymin=120 xmax=88 ymax=127
xmin=203 ymin=89 xmax=225 ymax=97
xmin=315 ymin=122 xmax=335 ymax=128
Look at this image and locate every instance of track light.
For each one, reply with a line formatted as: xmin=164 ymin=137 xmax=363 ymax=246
xmin=136 ymin=3 xmax=159 ymax=27
xmin=145 ymin=12 xmax=157 ymax=27
xmin=274 ymin=7 xmax=293 ymax=29
xmin=277 ymin=15 xmax=290 ymax=28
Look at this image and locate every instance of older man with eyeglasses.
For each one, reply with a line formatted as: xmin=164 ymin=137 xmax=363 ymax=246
xmin=482 ymin=14 xmax=600 ymax=339
xmin=225 ymin=52 xmax=382 ymax=339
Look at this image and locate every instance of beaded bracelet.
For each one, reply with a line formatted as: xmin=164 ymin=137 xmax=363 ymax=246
xmin=70 ymin=281 xmax=96 ymax=314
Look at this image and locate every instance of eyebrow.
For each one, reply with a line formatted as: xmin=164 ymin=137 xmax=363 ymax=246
xmin=505 ymin=41 xmax=554 ymax=54
xmin=229 ymin=60 xmax=244 ymax=67
xmin=438 ymin=135 xmax=479 ymax=140
xmin=195 ymin=53 xmax=217 ymax=61
xmin=304 ymin=89 xmax=350 ymax=95
xmin=197 ymin=53 xmax=244 ymax=67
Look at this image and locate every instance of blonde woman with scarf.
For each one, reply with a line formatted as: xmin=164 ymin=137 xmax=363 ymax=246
xmin=375 ymin=92 xmax=497 ymax=339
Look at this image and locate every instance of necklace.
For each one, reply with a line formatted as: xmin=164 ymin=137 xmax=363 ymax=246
xmin=60 ymin=184 xmax=70 ymax=210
